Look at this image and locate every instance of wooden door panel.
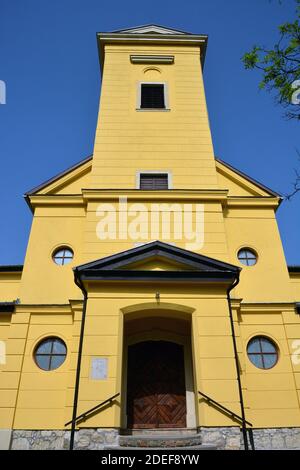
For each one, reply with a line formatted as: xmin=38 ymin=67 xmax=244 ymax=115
xmin=157 ymin=394 xmax=186 ymax=428
xmin=127 ymin=341 xmax=186 ymax=429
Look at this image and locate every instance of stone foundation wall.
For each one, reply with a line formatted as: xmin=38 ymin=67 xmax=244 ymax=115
xmin=200 ymin=426 xmax=300 ymax=450
xmin=251 ymin=428 xmax=300 ymax=450
xmin=200 ymin=427 xmax=241 ymax=450
xmin=9 ymin=427 xmax=300 ymax=450
xmin=10 ymin=429 xmax=119 ymax=450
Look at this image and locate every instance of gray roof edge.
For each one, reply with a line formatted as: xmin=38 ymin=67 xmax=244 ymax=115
xmin=25 ymin=155 xmax=93 ymax=196
xmin=74 ymin=240 xmax=241 ymax=273
xmin=216 ymin=157 xmax=282 ymax=198
xmin=109 ymin=24 xmax=193 ymax=35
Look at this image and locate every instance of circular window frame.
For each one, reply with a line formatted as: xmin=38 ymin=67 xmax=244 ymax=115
xmin=247 ymin=335 xmax=279 ymax=370
xmin=237 ymin=247 xmax=258 ymax=267
xmin=52 ymin=245 xmax=74 ymax=266
xmin=34 ymin=336 xmax=67 ymax=371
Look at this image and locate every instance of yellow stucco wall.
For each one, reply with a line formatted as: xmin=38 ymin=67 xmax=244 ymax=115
xmin=225 ymin=207 xmax=293 ymax=302
xmin=2 ymin=287 xmax=300 ymax=430
xmin=91 ymin=44 xmax=218 ymax=190
xmin=19 ymin=207 xmax=86 ymax=304
xmin=0 ymin=272 xmax=21 ymax=301
xmin=290 ymin=273 xmax=300 ymax=301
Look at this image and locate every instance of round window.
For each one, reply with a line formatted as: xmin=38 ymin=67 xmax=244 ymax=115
xmin=237 ymin=248 xmax=257 ymax=266
xmin=34 ymin=337 xmax=67 ymax=371
xmin=52 ymin=247 xmax=74 ymax=265
xmin=247 ymin=336 xmax=278 ymax=369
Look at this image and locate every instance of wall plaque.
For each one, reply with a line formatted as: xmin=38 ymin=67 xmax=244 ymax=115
xmin=90 ymin=357 xmax=108 ymax=380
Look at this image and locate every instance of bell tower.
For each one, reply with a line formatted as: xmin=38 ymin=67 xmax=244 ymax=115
xmin=90 ymin=25 xmax=218 ymax=190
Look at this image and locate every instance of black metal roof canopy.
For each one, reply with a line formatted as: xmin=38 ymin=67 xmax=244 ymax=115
xmin=0 ymin=265 xmax=23 ymax=272
xmin=0 ymin=301 xmax=17 ymax=313
xmin=288 ymin=266 xmax=300 ymax=273
xmin=74 ymin=240 xmax=240 ymax=283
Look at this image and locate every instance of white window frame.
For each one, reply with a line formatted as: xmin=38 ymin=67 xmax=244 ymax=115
xmin=137 ymin=82 xmax=170 ymax=111
xmin=136 ymin=170 xmax=172 ymax=189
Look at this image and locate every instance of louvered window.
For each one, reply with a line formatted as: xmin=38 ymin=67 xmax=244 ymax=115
xmin=141 ymin=84 xmax=165 ymax=109
xmin=140 ymin=174 xmax=169 ymax=190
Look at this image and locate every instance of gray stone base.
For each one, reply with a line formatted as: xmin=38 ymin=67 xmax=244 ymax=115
xmin=251 ymin=428 xmax=300 ymax=450
xmin=200 ymin=427 xmax=241 ymax=450
xmin=119 ymin=433 xmax=202 ymax=448
xmin=73 ymin=429 xmax=119 ymax=449
xmin=0 ymin=430 xmax=12 ymax=450
xmin=11 ymin=430 xmax=66 ymax=450
xmin=10 ymin=429 xmax=119 ymax=450
xmin=200 ymin=426 xmax=300 ymax=450
xmin=9 ymin=427 xmax=300 ymax=450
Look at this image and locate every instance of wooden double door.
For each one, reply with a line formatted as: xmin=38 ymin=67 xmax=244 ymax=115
xmin=126 ymin=341 xmax=187 ymax=429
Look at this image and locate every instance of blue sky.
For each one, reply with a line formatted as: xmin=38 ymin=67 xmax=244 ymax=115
xmin=1 ymin=0 xmax=299 ymax=265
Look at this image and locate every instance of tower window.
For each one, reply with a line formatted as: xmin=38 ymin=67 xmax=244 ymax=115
xmin=140 ymin=173 xmax=169 ymax=190
xmin=140 ymin=84 xmax=165 ymax=109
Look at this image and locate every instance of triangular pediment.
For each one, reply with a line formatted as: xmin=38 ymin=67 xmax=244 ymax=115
xmin=123 ymin=256 xmax=197 ymax=271
xmin=75 ymin=241 xmax=240 ymax=283
xmin=216 ymin=158 xmax=280 ymax=197
xmin=113 ymin=25 xmax=189 ymax=35
xmin=25 ymin=156 xmax=92 ymax=196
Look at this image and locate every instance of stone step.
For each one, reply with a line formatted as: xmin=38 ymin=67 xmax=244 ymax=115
xmin=119 ymin=432 xmax=202 ymax=448
xmin=120 ymin=428 xmax=198 ymax=436
xmin=105 ymin=445 xmax=217 ymax=451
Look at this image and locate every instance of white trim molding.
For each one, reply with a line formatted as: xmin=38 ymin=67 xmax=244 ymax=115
xmin=137 ymin=81 xmax=169 ymax=110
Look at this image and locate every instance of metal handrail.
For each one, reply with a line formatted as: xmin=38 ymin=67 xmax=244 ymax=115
xmin=198 ymin=390 xmax=252 ymax=426
xmin=65 ymin=392 xmax=120 ymax=426
xmin=198 ymin=390 xmax=255 ymax=450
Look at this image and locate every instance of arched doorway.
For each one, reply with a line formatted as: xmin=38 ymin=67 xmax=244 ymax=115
xmin=122 ymin=311 xmax=197 ymax=430
xmin=127 ymin=341 xmax=186 ymax=429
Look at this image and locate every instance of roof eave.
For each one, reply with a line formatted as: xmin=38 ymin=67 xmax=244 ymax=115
xmin=288 ymin=266 xmax=300 ymax=274
xmin=74 ymin=240 xmax=241 ymax=273
xmin=79 ymin=270 xmax=238 ymax=284
xmin=0 ymin=265 xmax=23 ymax=273
xmin=0 ymin=301 xmax=17 ymax=313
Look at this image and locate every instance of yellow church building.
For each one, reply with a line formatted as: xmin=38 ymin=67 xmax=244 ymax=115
xmin=1 ymin=24 xmax=300 ymax=451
